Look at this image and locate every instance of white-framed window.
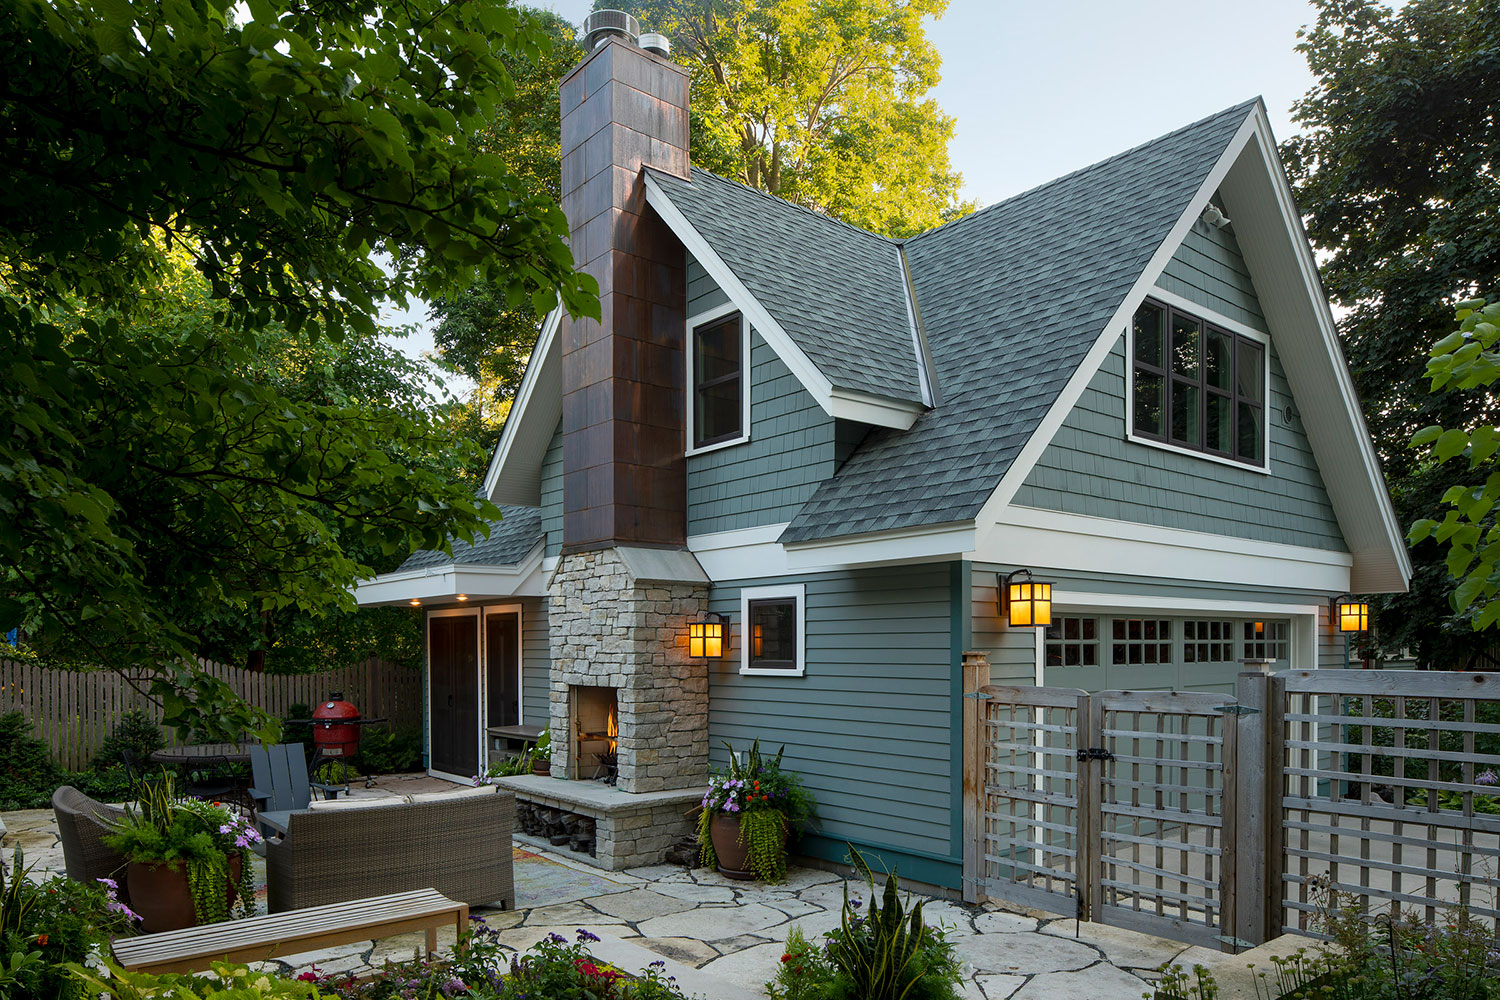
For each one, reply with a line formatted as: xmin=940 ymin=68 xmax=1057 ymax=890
xmin=1127 ymin=295 xmax=1270 ymax=472
xmin=1243 ymin=620 xmax=1289 ymax=660
xmin=686 ymin=303 xmax=751 ymax=455
xmin=739 ymin=584 xmax=806 ymax=676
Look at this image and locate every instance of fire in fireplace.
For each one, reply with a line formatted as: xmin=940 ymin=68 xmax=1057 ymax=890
xmin=572 ymin=685 xmax=619 ymax=783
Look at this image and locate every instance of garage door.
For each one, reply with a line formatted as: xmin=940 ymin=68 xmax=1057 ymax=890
xmin=1042 ymin=614 xmax=1290 ymax=694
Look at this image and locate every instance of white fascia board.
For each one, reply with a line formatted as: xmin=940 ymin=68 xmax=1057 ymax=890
xmin=688 ymin=521 xmax=972 ymax=578
xmin=827 ymin=388 xmax=922 ymax=429
xmin=972 ymin=109 xmax=1261 ymax=528
xmin=353 ymin=543 xmax=546 ymax=606
xmin=481 ymin=309 xmax=561 ymax=506
xmin=980 ymin=505 xmax=1352 ymax=593
xmin=1052 ymin=591 xmax=1323 ymax=617
xmin=643 ymin=172 xmax=920 ymax=431
xmin=1227 ymin=111 xmax=1412 ymax=592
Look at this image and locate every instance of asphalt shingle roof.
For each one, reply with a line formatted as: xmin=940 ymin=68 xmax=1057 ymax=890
xmin=777 ymin=100 xmax=1257 ymax=543
xmin=397 ymin=505 xmax=543 ymax=571
xmin=647 ymin=166 xmax=925 ymax=404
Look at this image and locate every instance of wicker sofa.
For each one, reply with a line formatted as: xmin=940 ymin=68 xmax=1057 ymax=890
xmin=52 ymin=786 xmax=132 ymax=904
xmin=265 ymin=784 xmax=514 ymax=913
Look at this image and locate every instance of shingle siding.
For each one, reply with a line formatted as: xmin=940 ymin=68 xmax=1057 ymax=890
xmin=686 ymin=260 xmax=837 ymax=536
xmin=707 ymin=564 xmax=955 ymax=860
xmin=1159 ymin=211 xmax=1267 ymax=332
xmin=1014 ymin=328 xmax=1345 ymax=551
xmin=540 ymin=421 xmax=564 ymax=558
xmin=688 ymin=253 xmax=730 ymax=316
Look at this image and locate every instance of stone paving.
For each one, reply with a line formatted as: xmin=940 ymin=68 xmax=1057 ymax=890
xmin=4 ymin=799 xmax=1207 ymax=998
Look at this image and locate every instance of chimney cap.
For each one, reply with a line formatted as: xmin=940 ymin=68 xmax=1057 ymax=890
xmin=582 ymin=9 xmax=640 ymax=50
xmin=638 ymin=32 xmax=670 ymax=57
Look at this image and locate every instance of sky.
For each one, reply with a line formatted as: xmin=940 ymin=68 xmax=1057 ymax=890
xmin=386 ymin=0 xmax=1326 ymax=389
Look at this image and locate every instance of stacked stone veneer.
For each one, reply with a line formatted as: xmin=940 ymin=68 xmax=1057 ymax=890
xmin=548 ymin=548 xmax=709 ymax=793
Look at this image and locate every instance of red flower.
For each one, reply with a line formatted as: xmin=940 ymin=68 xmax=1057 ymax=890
xmin=36 ymin=934 xmax=48 ymax=947
xmin=781 ymin=953 xmax=793 ymax=963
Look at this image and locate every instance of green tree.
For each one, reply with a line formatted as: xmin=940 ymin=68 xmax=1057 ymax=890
xmin=1281 ymin=0 xmax=1500 ymax=667
xmin=0 ymin=0 xmax=598 ymax=739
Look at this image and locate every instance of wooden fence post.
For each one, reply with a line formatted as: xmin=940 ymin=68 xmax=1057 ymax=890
xmin=962 ymin=651 xmax=991 ymax=904
xmin=1234 ymin=669 xmax=1273 ymax=948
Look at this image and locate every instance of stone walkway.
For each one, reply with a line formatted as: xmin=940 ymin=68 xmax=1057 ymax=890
xmin=3 ymin=798 xmax=1212 ymax=998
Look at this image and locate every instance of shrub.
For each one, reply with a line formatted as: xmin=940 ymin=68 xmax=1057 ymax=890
xmin=69 ymin=960 xmax=331 ymax=1000
xmin=89 ymin=709 xmax=164 ymax=772
xmin=283 ymin=703 xmax=313 ymax=747
xmin=0 ymin=712 xmax=62 ymax=810
xmin=355 ymin=726 xmax=423 ymax=775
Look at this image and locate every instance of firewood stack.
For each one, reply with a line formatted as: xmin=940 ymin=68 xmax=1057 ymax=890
xmin=516 ymin=801 xmax=597 ymax=856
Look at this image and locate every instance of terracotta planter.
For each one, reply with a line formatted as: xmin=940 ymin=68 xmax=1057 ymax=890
xmin=128 ymin=853 xmax=244 ymax=933
xmin=710 ymin=813 xmax=755 ymax=879
xmin=531 ymin=757 xmax=551 ymax=776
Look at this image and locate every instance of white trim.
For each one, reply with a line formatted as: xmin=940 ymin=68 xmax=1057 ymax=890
xmin=480 ymin=603 xmax=525 ymax=769
xmin=896 ymin=245 xmax=935 ymax=407
xmin=739 ymin=583 xmax=807 ymax=677
xmin=1123 ymin=291 xmax=1272 ymax=474
xmin=1033 ymin=626 xmax=1045 ymax=687
xmin=684 ymin=303 xmax=752 ymax=456
xmin=644 ymin=171 xmax=921 ymax=431
xmin=827 ymin=388 xmax=922 ymax=429
xmin=782 ymin=522 xmax=973 ymax=570
xmin=688 ymin=523 xmax=789 ymax=578
xmin=353 ymin=542 xmax=546 ymax=606
xmin=1051 ymin=591 xmax=1322 ymax=617
xmin=982 ymin=505 xmax=1352 ymax=592
xmin=481 ymin=308 xmax=561 ymax=505
xmin=424 ymin=607 xmax=482 ymax=782
xmin=974 ymin=110 xmax=1262 ymax=526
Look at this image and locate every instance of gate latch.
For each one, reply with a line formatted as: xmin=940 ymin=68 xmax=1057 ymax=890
xmin=1215 ymin=704 xmax=1260 ymax=716
xmin=1077 ymin=747 xmax=1114 ymax=762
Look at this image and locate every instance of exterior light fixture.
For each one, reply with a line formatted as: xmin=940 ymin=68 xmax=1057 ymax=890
xmin=688 ymin=612 xmax=727 ymax=659
xmin=408 ymin=599 xmax=421 ymax=607
xmin=456 ymin=594 xmax=468 ymax=602
xmin=999 ymin=569 xmax=1053 ymax=627
xmin=1331 ymin=595 xmax=1369 ymax=633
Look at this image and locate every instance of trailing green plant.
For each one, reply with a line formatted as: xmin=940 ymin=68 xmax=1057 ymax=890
xmin=1150 ymin=962 xmax=1219 ymax=1000
xmin=68 ymin=960 xmax=332 ymax=1000
xmin=697 ymin=739 xmax=817 ymax=881
xmin=89 ymin=709 xmax=165 ymax=772
xmin=102 ymin=772 xmax=261 ymax=924
xmin=817 ymin=847 xmax=965 ymax=1000
xmin=0 ymin=848 xmax=138 ymax=1000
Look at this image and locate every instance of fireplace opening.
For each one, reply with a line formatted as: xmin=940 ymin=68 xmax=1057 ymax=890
xmin=572 ymin=685 xmax=618 ymax=783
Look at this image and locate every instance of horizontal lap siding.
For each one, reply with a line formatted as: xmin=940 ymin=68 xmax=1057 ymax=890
xmin=1158 ymin=215 xmax=1267 ymax=331
xmin=971 ymin=572 xmax=1036 ymax=686
xmin=707 ymin=565 xmax=954 ymax=859
xmin=1015 ymin=337 xmax=1344 ymax=552
xmin=540 ymin=422 xmax=564 ymax=557
xmin=521 ymin=598 xmax=551 ymax=727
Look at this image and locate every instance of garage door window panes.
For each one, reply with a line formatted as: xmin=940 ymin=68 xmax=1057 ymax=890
xmin=1045 ymin=617 xmax=1099 ymax=667
xmin=1184 ymin=620 xmax=1234 ymax=663
xmin=1244 ymin=620 xmax=1288 ymax=660
xmin=1113 ymin=619 xmax=1172 ymax=665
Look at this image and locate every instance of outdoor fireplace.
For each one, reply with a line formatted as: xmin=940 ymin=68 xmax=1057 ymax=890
xmin=571 ymin=685 xmax=618 ymax=783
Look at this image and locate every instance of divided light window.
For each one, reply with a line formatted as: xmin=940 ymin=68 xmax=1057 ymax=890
xmin=1132 ymin=300 xmax=1265 ymax=465
xmin=693 ymin=312 xmax=743 ymax=448
xmin=747 ymin=598 xmax=797 ymax=671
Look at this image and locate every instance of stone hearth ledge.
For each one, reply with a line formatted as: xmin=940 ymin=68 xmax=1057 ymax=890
xmin=496 ymin=774 xmax=705 ymax=872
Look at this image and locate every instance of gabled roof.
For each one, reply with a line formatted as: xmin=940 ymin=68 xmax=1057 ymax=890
xmin=779 ymin=101 xmax=1259 ymax=543
xmin=396 ymin=506 xmax=544 ymax=571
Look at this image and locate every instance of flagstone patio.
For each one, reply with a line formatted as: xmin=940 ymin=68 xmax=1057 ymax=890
xmin=3 ymin=789 xmax=1221 ymax=999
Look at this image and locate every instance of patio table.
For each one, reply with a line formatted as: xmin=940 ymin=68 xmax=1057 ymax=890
xmin=150 ymin=742 xmax=251 ymax=765
xmin=150 ymin=743 xmax=251 ymax=807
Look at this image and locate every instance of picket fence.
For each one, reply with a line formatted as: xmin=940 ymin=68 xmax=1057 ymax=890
xmin=0 ymin=657 xmax=422 ymax=768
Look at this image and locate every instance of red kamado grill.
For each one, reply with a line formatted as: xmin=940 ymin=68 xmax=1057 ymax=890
xmin=309 ymin=692 xmax=386 ymax=758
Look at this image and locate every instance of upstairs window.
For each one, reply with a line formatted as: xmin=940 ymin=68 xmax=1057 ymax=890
xmin=691 ymin=311 xmax=746 ymax=450
xmin=1131 ymin=299 xmax=1266 ymax=466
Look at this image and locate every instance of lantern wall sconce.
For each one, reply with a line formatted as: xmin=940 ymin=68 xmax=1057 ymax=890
xmin=688 ymin=612 xmax=728 ymax=659
xmin=1330 ymin=595 xmax=1369 ymax=633
xmin=999 ymin=569 xmax=1053 ymax=627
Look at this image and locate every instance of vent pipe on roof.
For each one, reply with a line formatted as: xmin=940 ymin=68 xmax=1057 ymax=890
xmin=638 ymin=32 xmax=670 ymax=57
xmin=582 ymin=9 xmax=640 ymax=50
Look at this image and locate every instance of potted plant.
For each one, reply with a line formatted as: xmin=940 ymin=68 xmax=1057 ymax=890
xmin=102 ymin=772 xmax=261 ymax=932
xmin=530 ymin=728 xmax=552 ymax=776
xmin=697 ymin=740 xmax=816 ymax=882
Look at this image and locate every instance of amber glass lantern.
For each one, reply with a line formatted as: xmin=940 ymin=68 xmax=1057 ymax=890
xmin=1331 ymin=595 xmax=1369 ymax=633
xmin=999 ymin=569 xmax=1053 ymax=627
xmin=689 ymin=612 xmax=727 ymax=658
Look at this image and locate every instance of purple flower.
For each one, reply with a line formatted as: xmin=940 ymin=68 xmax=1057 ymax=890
xmin=576 ymin=928 xmax=601 ymax=943
xmin=547 ymin=932 xmax=567 ymax=945
xmin=1478 ymin=770 xmax=1498 ymax=786
xmin=219 ymin=823 xmax=234 ymax=834
xmin=96 ymin=877 xmax=117 ymax=891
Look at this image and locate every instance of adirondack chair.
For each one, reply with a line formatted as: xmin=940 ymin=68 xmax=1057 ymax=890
xmin=248 ymin=743 xmax=342 ymax=840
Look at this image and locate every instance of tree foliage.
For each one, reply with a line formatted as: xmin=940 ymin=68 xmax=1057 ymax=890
xmin=0 ymin=0 xmax=598 ymax=738
xmin=1282 ymin=0 xmax=1500 ymax=666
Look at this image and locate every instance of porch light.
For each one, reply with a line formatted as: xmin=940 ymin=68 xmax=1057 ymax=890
xmin=999 ymin=569 xmax=1053 ymax=627
xmin=456 ymin=594 xmax=468 ymax=601
xmin=1331 ymin=595 xmax=1369 ymax=633
xmin=688 ymin=612 xmax=727 ymax=658
xmin=408 ymin=599 xmax=421 ymax=607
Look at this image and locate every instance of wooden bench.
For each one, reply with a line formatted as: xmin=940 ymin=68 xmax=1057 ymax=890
xmin=112 ymin=888 xmax=468 ymax=975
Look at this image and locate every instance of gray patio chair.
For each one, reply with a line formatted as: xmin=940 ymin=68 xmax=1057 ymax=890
xmin=51 ymin=785 xmax=132 ymax=905
xmin=248 ymin=743 xmax=341 ymax=840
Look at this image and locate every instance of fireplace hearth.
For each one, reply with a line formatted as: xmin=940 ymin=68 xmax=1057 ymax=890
xmin=571 ymin=685 xmax=618 ymax=783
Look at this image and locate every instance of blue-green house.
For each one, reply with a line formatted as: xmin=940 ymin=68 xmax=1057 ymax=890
xmin=357 ymin=35 xmax=1409 ymax=884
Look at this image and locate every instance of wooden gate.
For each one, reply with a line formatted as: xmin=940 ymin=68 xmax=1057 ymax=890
xmin=970 ymin=684 xmax=1238 ymax=949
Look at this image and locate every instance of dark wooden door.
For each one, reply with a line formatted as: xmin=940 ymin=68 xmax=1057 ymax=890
xmin=486 ymin=612 xmax=521 ymax=728
xmin=428 ymin=614 xmax=478 ymax=777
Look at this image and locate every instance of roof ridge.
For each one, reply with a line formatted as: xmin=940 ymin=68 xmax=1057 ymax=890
xmin=649 ymin=165 xmax=900 ymax=246
xmin=903 ymin=98 xmax=1261 ymax=248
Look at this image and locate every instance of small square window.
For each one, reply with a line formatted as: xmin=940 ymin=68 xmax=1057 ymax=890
xmin=739 ymin=585 xmax=805 ymax=676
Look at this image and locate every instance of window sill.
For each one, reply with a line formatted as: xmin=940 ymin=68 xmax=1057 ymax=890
xmin=686 ymin=433 xmax=750 ymax=458
xmin=738 ymin=665 xmax=806 ymax=678
xmin=1125 ymin=432 xmax=1270 ymax=475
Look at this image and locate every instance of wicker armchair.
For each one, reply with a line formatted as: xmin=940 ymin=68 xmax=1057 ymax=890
xmin=265 ymin=786 xmax=514 ymax=913
xmin=52 ymin=785 xmax=132 ymax=904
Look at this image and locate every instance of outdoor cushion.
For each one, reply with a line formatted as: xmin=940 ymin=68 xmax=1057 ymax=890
xmin=306 ymin=795 xmax=410 ymax=813
xmin=404 ymin=785 xmax=496 ymax=805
